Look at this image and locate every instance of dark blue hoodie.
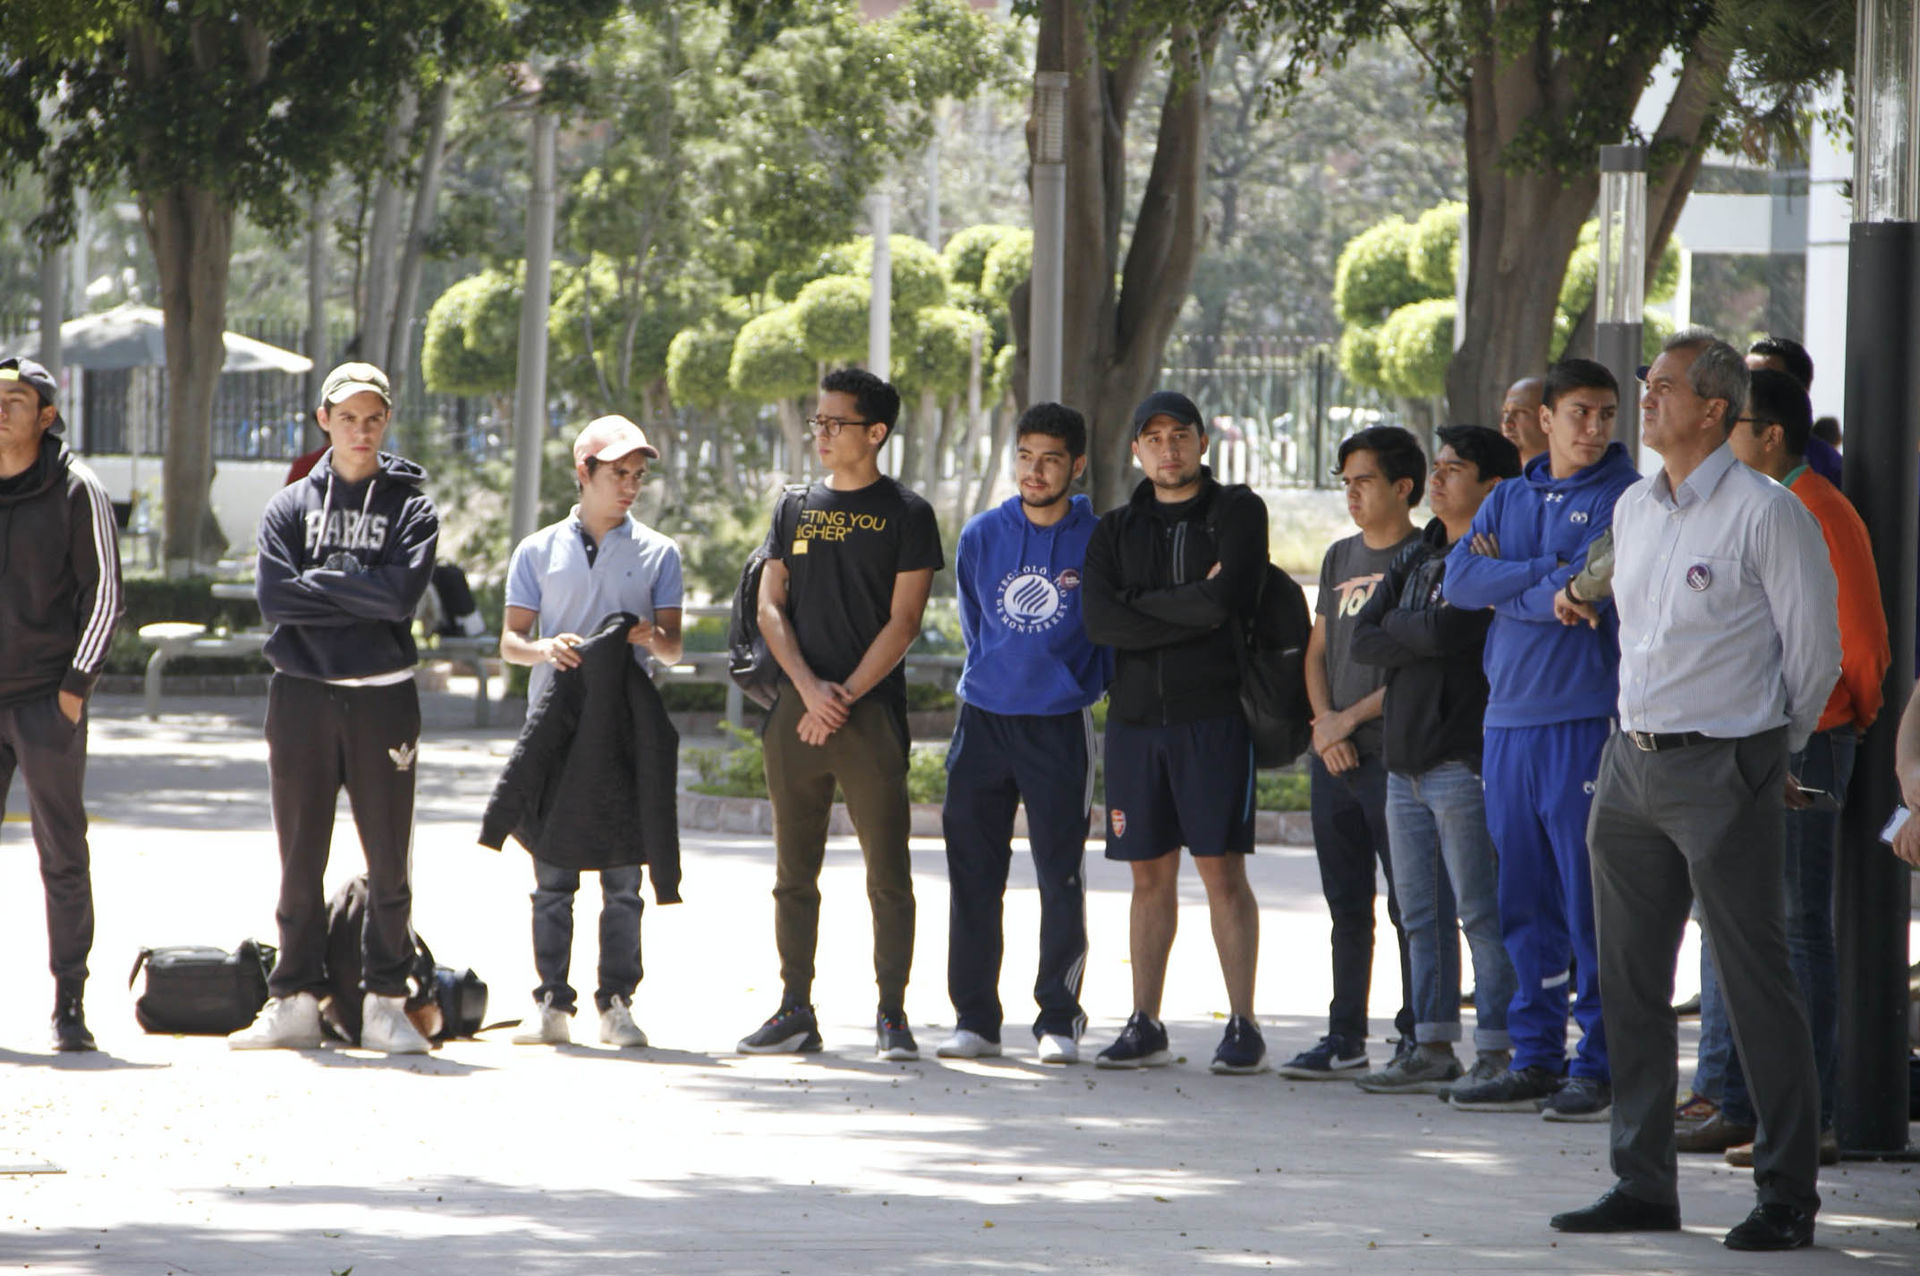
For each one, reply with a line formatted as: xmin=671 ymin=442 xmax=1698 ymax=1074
xmin=953 ymin=494 xmax=1110 ymax=717
xmin=255 ymin=449 xmax=439 ymax=682
xmin=1442 ymin=442 xmax=1640 ymax=727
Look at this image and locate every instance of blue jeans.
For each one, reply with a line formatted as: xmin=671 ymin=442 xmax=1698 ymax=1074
xmin=531 ymin=858 xmax=645 ymax=1015
xmin=1694 ymin=727 xmax=1853 ymax=1128
xmin=1386 ymin=763 xmax=1516 ymax=1051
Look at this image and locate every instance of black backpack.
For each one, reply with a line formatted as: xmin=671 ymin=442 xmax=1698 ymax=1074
xmin=320 ymin=875 xmax=464 ymax=1044
xmin=1205 ymin=491 xmax=1313 ymax=769
xmin=128 ymin=940 xmax=276 ymax=1035
xmin=728 ymin=483 xmax=809 ymax=709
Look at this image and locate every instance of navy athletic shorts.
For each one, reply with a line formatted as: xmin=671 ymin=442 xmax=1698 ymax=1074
xmin=1102 ymin=711 xmax=1255 ymax=860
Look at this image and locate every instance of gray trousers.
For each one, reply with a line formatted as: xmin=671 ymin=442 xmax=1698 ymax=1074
xmin=1587 ymin=727 xmax=1819 ymax=1214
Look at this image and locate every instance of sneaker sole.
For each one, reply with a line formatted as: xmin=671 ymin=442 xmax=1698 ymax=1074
xmin=1276 ymin=1061 xmax=1367 ymax=1080
xmin=878 ymin=1046 xmax=920 ymax=1061
xmin=1542 ymin=1105 xmax=1612 ymax=1124
xmin=1450 ymin=1096 xmax=1550 ymax=1113
xmin=738 ymin=1031 xmax=823 ymax=1054
xmin=934 ymin=1045 xmax=1003 ymax=1059
xmin=1355 ymin=1077 xmax=1458 ymax=1095
xmin=1095 ymin=1050 xmax=1172 ymax=1070
xmin=1209 ymin=1055 xmax=1270 ymax=1076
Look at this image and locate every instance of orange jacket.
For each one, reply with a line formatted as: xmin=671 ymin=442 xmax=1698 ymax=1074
xmin=1788 ymin=468 xmax=1889 ymax=734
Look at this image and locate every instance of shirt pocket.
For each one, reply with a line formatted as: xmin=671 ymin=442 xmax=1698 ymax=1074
xmin=1662 ymin=552 xmax=1741 ymax=640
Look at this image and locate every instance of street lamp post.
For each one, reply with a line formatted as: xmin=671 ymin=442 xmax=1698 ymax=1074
xmin=1837 ymin=0 xmax=1918 ymax=1158
xmin=1028 ymin=70 xmax=1068 ymax=406
xmin=868 ymin=192 xmax=891 ymax=380
xmin=509 ymin=106 xmax=558 ymax=550
xmin=1594 ymin=143 xmax=1647 ymax=457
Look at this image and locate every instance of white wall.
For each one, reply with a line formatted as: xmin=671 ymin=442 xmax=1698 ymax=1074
xmin=81 ymin=455 xmax=289 ymax=556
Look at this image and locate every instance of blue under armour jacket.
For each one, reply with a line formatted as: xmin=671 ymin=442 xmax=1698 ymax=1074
xmin=1442 ymin=442 xmax=1641 ymax=728
xmin=953 ymin=494 xmax=1111 ymax=717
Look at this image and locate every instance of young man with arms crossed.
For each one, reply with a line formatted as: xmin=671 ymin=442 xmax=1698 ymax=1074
xmin=1553 ymin=330 xmax=1837 ymax=1251
xmin=1349 ymin=425 xmax=1522 ymax=1095
xmin=233 ymin=363 xmax=440 ymax=1055
xmin=1277 ymin=425 xmax=1422 ymax=1080
xmin=1081 ymin=391 xmax=1270 ymax=1075
xmin=1442 ymin=358 xmax=1640 ymax=1121
xmin=739 ymin=369 xmax=942 ymax=1060
xmin=937 ymin=403 xmax=1109 ymax=1065
xmin=499 ymin=416 xmax=684 ymax=1049
xmin=0 ymin=357 xmax=123 ymax=1052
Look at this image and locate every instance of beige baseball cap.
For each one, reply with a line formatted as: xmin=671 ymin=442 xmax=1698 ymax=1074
xmin=320 ymin=362 xmax=392 ymax=407
xmin=573 ymin=415 xmax=660 ymax=465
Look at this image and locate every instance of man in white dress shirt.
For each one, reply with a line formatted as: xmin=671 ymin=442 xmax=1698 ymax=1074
xmin=1549 ymin=329 xmax=1840 ymax=1252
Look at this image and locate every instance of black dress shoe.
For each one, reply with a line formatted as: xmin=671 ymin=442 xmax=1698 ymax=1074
xmin=52 ymin=996 xmax=96 ymax=1053
xmin=1723 ymin=1203 xmax=1815 ymax=1251
xmin=1550 ymin=1188 xmax=1682 ymax=1233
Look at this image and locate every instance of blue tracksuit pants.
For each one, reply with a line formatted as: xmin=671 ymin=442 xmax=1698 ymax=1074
xmin=1482 ymin=719 xmax=1610 ymax=1080
xmin=942 ymin=703 xmax=1093 ymax=1042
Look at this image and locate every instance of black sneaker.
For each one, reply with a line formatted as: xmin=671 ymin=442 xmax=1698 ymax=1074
xmin=1275 ymin=1034 xmax=1367 ymax=1080
xmin=51 ymin=993 xmax=95 ymax=1053
xmin=875 ymin=1009 xmax=918 ymax=1061
xmin=1209 ymin=1015 xmax=1268 ymax=1075
xmin=1541 ymin=1074 xmax=1611 ymax=1123
xmin=737 ymin=1003 xmax=822 ymax=1054
xmin=1448 ymin=1064 xmax=1562 ymax=1112
xmin=1094 ymin=1012 xmax=1172 ymax=1069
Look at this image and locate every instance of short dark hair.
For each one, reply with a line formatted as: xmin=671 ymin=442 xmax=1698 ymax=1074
xmin=1813 ymin=416 xmax=1841 ymax=448
xmin=1749 ymin=336 xmax=1814 ymax=390
xmin=1016 ymin=401 xmax=1087 ymax=458
xmin=819 ymin=367 xmax=901 ymax=438
xmin=1664 ymin=326 xmax=1749 ymax=429
xmin=1436 ymin=424 xmax=1522 ymax=482
xmin=1336 ymin=425 xmax=1426 ymax=506
xmin=1746 ymin=367 xmax=1814 ymax=459
xmin=1543 ymin=358 xmax=1619 ymax=410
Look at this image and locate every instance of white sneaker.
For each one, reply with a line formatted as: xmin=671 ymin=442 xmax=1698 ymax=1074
xmin=229 ymin=992 xmax=324 ymax=1050
xmin=1037 ymin=1033 xmax=1080 ymax=1065
xmin=598 ymin=996 xmax=649 ymax=1048
xmin=512 ymin=995 xmax=572 ymax=1045
xmin=935 ymin=1029 xmax=1003 ymax=1059
xmin=360 ymin=993 xmax=430 ymax=1054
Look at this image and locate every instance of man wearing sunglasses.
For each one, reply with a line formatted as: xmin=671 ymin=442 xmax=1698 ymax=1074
xmin=739 ymin=368 xmax=943 ymax=1060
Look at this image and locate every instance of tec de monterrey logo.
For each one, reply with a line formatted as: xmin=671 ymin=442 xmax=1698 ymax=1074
xmin=996 ymin=567 xmax=1081 ymax=634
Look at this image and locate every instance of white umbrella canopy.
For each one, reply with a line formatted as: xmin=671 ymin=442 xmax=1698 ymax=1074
xmin=0 ymin=303 xmax=313 ymax=374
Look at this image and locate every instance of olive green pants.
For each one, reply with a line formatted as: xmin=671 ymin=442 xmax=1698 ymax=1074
xmin=763 ymin=686 xmax=914 ymax=1011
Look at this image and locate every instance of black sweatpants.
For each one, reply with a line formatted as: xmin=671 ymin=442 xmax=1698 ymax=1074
xmin=941 ymin=703 xmax=1092 ymax=1042
xmin=265 ymin=674 xmax=421 ymax=999
xmin=0 ymin=695 xmax=95 ymax=989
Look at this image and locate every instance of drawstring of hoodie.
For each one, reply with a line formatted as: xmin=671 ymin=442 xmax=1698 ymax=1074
xmin=313 ymin=465 xmax=380 ymax=563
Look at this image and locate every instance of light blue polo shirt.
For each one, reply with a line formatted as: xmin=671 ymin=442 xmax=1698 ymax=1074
xmin=505 ymin=505 xmax=684 ymax=705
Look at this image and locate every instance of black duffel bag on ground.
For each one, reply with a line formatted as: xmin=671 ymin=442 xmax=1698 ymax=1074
xmin=127 ymin=940 xmax=275 ymax=1035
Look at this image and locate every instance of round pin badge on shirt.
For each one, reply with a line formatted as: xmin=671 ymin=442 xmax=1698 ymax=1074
xmin=1685 ymin=563 xmax=1712 ymax=591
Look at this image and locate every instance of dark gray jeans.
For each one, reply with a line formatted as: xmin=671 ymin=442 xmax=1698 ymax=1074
xmin=1587 ymin=727 xmax=1819 ymax=1215
xmin=531 ymin=858 xmax=644 ymax=1015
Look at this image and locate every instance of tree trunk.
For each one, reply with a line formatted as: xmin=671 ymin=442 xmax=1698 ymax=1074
xmin=775 ymin=398 xmax=806 ymax=483
xmin=386 ymin=77 xmax=453 ymax=402
xmin=358 ymin=84 xmax=419 ymax=373
xmin=1038 ymin=3 xmax=1221 ymax=511
xmin=143 ymin=183 xmax=236 ymax=574
xmin=38 ymin=235 xmax=65 ymax=383
xmin=973 ymin=394 xmax=1015 ymax=517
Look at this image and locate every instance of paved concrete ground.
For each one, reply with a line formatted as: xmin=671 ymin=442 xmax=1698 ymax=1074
xmin=1 ymin=690 xmax=1915 ymax=1274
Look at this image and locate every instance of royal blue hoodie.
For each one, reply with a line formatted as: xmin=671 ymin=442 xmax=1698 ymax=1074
xmin=953 ymin=494 xmax=1110 ymax=717
xmin=1442 ymin=442 xmax=1640 ymax=728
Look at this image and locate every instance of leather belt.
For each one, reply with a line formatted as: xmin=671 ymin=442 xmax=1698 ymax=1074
xmin=1626 ymin=730 xmax=1711 ymax=752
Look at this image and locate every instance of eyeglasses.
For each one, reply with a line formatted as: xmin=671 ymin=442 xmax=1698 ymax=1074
xmin=806 ymin=415 xmax=870 ymax=439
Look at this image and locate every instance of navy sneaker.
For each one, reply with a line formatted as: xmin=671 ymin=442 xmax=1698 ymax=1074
xmin=1094 ymin=1012 xmax=1172 ymax=1069
xmin=1276 ymin=1034 xmax=1367 ymax=1080
xmin=1448 ymin=1064 xmax=1562 ymax=1112
xmin=1541 ymin=1074 xmax=1612 ymax=1123
xmin=1209 ymin=1015 xmax=1268 ymax=1075
xmin=737 ymin=1003 xmax=822 ymax=1054
xmin=875 ymin=1009 xmax=918 ymax=1061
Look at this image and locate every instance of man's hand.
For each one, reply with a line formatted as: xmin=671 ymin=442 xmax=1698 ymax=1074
xmin=626 ymin=618 xmax=654 ymax=647
xmin=541 ymin=633 xmax=585 ymax=669
xmin=56 ymin=690 xmax=83 ymax=725
xmin=1310 ymin=707 xmax=1351 ymax=757
xmin=1320 ymin=739 xmax=1360 ymax=775
xmin=1892 ymin=810 xmax=1920 ymax=867
xmin=1469 ymin=532 xmax=1501 ymax=558
xmin=798 ymin=677 xmax=852 ymax=730
xmin=1553 ymin=586 xmax=1600 ymax=628
xmin=796 ymin=710 xmax=837 ymax=747
xmin=1784 ymin=773 xmax=1812 ymax=812
xmin=1207 ymin=561 xmax=1222 ymax=579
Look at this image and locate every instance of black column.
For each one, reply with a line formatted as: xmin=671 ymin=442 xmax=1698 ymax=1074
xmin=1836 ymin=220 xmax=1917 ymax=1155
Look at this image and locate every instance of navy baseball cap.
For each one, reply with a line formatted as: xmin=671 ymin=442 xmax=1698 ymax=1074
xmin=0 ymin=356 xmax=61 ymax=433
xmin=1131 ymin=390 xmax=1203 ymax=436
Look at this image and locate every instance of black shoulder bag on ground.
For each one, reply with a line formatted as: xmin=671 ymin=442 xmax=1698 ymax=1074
xmin=1206 ymin=492 xmax=1314 ymax=769
xmin=128 ymin=940 xmax=275 ymax=1035
xmin=728 ymin=483 xmax=810 ymax=710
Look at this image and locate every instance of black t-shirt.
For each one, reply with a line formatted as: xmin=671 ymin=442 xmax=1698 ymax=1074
xmin=768 ymin=475 xmax=944 ymax=706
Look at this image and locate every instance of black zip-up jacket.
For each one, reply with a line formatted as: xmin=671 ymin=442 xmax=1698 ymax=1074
xmin=0 ymin=434 xmax=124 ymax=709
xmin=255 ymin=449 xmax=438 ymax=681
xmin=479 ymin=613 xmax=682 ymax=900
xmin=1349 ymin=518 xmax=1492 ymax=776
xmin=1082 ymin=470 xmax=1269 ymax=726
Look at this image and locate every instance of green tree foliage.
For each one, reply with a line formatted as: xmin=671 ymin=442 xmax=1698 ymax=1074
xmin=421 ymin=267 xmax=522 ymax=396
xmin=893 ymin=305 xmax=991 ymax=398
xmin=1407 ymin=202 xmax=1465 ymax=294
xmin=978 ymin=228 xmax=1034 ymax=314
xmin=792 ymin=275 xmax=876 ymax=364
xmin=666 ymin=318 xmax=748 ymax=412
xmin=1333 ymin=216 xmax=1445 ymax=327
xmin=728 ymin=305 xmax=814 ymax=402
xmin=1374 ymin=297 xmax=1455 ymax=400
xmin=785 ymin=235 xmax=951 ymax=313
xmin=942 ymin=223 xmax=1023 ymax=290
xmin=1557 ymin=221 xmax=1684 ymax=318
